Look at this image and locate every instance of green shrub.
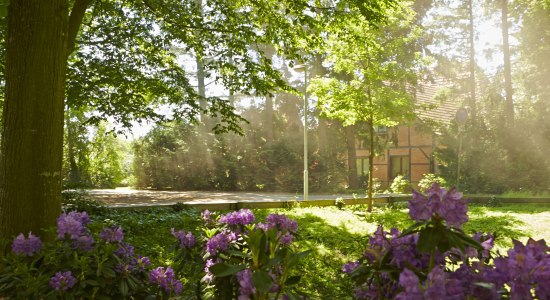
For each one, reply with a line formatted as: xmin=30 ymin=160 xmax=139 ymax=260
xmin=390 ymin=175 xmax=411 ymax=194
xmin=418 ymin=173 xmax=447 ymax=192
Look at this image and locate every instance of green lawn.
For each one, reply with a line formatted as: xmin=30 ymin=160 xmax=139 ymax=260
xmin=87 ymin=203 xmax=550 ymax=299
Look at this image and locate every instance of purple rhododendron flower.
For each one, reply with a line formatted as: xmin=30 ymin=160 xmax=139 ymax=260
xmin=237 ymin=269 xmax=255 ymax=299
xmin=171 ymin=228 xmax=196 ymax=249
xmin=99 ymin=226 xmax=124 ymax=243
xmin=265 ymin=214 xmax=298 ymax=233
xmin=534 ymin=257 xmax=550 ymax=299
xmin=115 ymin=242 xmax=135 ymax=258
xmin=12 ymin=232 xmax=42 ymax=256
xmin=137 ymin=256 xmax=151 ymax=267
xmin=424 ymin=267 xmax=447 ymax=299
xmin=149 ymin=266 xmax=183 ymax=295
xmin=203 ymin=259 xmax=216 ymax=283
xmin=409 ymin=190 xmax=432 ymax=221
xmin=72 ymin=234 xmax=94 ymax=251
xmin=219 ymin=209 xmax=255 ymax=226
xmin=115 ymin=263 xmax=135 ymax=274
xmin=396 ymin=269 xmax=422 ymax=300
xmin=49 ymin=271 xmax=76 ymax=292
xmin=206 ymin=231 xmax=231 ymax=256
xmin=57 ymin=211 xmax=90 ymax=239
xmin=279 ymin=232 xmax=293 ymax=246
xmin=342 ymin=261 xmax=360 ymax=274
xmin=409 ymin=183 xmax=468 ymax=228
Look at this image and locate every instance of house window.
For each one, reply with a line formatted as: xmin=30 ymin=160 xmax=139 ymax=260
xmin=356 ymin=158 xmax=369 ymax=176
xmin=375 ymin=126 xmax=388 ymax=135
xmin=390 ymin=156 xmax=410 ymax=179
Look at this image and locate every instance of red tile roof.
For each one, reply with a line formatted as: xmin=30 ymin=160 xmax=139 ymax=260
xmin=414 ymin=78 xmax=462 ymax=125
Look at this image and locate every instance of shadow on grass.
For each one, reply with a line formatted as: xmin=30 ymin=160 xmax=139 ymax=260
xmin=465 ymin=214 xmax=527 ymax=247
xmin=283 ymin=212 xmax=370 ymax=300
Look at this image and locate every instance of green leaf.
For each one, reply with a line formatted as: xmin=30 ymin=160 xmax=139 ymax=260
xmin=417 ymin=227 xmax=442 ymax=252
xmin=399 ymin=222 xmax=426 ymax=237
xmin=284 ymin=275 xmax=301 ymax=286
xmin=455 ymin=231 xmax=483 ymax=250
xmin=287 ymin=250 xmax=312 ymax=268
xmin=252 ymin=270 xmax=273 ymax=294
xmin=101 ymin=267 xmax=116 ymax=278
xmin=119 ymin=279 xmax=128 ymax=297
xmin=209 ymin=263 xmax=246 ymax=277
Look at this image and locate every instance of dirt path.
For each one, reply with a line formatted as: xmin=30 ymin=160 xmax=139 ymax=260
xmin=87 ymin=187 xmax=357 ymax=207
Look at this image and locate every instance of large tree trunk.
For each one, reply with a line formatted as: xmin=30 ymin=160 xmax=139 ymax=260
xmin=0 ymin=0 xmax=91 ymax=240
xmin=0 ymin=1 xmax=69 ymax=239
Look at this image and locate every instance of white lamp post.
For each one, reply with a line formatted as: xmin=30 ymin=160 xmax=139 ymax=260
xmin=294 ymin=64 xmax=309 ymax=201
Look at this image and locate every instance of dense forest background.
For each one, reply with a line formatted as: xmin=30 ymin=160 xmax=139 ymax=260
xmin=58 ymin=0 xmax=550 ymax=195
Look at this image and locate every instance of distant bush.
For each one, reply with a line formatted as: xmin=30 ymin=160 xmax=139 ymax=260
xmin=390 ymin=175 xmax=411 ymax=194
xmin=418 ymin=173 xmax=447 ymax=192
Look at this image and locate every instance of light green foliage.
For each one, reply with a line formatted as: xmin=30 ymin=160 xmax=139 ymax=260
xmin=132 ymin=103 xmax=348 ymax=192
xmin=63 ymin=118 xmax=130 ymax=189
xmin=390 ymin=175 xmax=412 ymax=194
xmin=418 ymin=173 xmax=447 ymax=192
xmin=310 ymin=1 xmax=421 ymax=128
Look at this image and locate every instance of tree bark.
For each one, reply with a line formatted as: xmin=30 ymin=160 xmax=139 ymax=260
xmin=66 ymin=111 xmax=81 ymax=185
xmin=468 ymin=0 xmax=477 ymax=121
xmin=0 ymin=0 xmax=91 ymax=240
xmin=265 ymin=95 xmax=274 ymax=142
xmin=0 ymin=0 xmax=69 ymax=239
xmin=345 ymin=125 xmax=359 ymax=189
xmin=502 ymin=0 xmax=514 ymax=123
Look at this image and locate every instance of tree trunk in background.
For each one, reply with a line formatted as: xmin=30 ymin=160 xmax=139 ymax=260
xmin=0 ymin=1 xmax=69 ymax=239
xmin=265 ymin=95 xmax=274 ymax=142
xmin=502 ymin=0 xmax=514 ymax=123
xmin=66 ymin=111 xmax=81 ymax=185
xmin=468 ymin=0 xmax=477 ymax=121
xmin=367 ymin=121 xmax=375 ymax=212
xmin=345 ymin=125 xmax=359 ymax=189
xmin=195 ymin=0 xmax=208 ymax=127
xmin=313 ymin=54 xmax=330 ymax=155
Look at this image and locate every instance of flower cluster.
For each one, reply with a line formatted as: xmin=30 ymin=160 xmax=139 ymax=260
xmin=57 ymin=211 xmax=94 ymax=251
xmin=206 ymin=231 xmax=233 ymax=256
xmin=347 ymin=226 xmax=440 ymax=299
xmin=12 ymin=232 xmax=42 ymax=256
xmin=237 ymin=269 xmax=256 ymax=299
xmin=195 ymin=209 xmax=307 ymax=299
xmin=265 ymin=213 xmax=298 ymax=233
xmin=171 ymin=228 xmax=196 ymax=249
xmin=149 ymin=266 xmax=183 ymax=295
xmin=409 ymin=183 xmax=468 ymax=228
xmin=344 ymin=183 xmax=550 ymax=300
xmin=6 ymin=210 xmax=155 ymax=298
xmin=99 ymin=226 xmax=124 ymax=243
xmin=218 ymin=209 xmax=255 ymax=226
xmin=57 ymin=211 xmax=90 ymax=238
xmin=480 ymin=238 xmax=550 ymax=299
xmin=49 ymin=271 xmax=76 ymax=292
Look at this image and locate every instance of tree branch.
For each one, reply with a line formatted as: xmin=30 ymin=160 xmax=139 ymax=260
xmin=67 ymin=0 xmax=95 ymax=56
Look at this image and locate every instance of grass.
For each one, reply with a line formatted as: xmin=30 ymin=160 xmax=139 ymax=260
xmin=84 ymin=203 xmax=550 ymax=299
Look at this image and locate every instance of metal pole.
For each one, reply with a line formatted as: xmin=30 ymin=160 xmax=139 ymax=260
xmin=303 ymin=66 xmax=309 ymax=201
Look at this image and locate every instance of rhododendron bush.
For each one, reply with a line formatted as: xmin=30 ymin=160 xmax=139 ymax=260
xmin=0 ymin=208 xmax=308 ymax=299
xmin=343 ymin=183 xmax=550 ymax=299
xmin=1 ymin=183 xmax=549 ymax=299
